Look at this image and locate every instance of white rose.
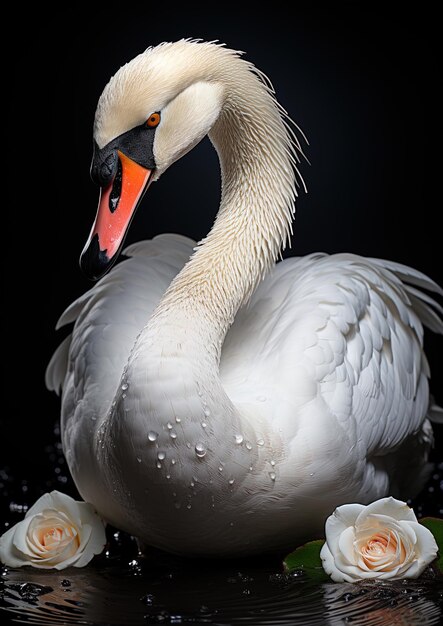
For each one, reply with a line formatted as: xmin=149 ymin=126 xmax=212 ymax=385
xmin=0 ymin=491 xmax=106 ymax=570
xmin=320 ymin=497 xmax=438 ymax=582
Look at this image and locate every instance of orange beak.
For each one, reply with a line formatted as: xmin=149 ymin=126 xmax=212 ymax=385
xmin=80 ymin=151 xmax=153 ymax=280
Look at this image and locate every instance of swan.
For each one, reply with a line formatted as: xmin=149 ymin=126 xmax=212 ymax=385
xmin=46 ymin=39 xmax=442 ymax=556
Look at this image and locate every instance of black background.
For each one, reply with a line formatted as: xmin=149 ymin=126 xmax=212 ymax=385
xmin=3 ymin=5 xmax=442 ymax=492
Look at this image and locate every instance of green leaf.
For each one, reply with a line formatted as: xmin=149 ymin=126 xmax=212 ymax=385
xmin=283 ymin=540 xmax=329 ymax=582
xmin=420 ymin=517 xmax=443 ymax=575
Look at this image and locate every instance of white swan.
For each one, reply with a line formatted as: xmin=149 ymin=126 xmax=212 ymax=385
xmin=46 ymin=40 xmax=442 ymax=556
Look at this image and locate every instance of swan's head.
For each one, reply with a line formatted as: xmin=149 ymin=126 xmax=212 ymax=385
xmin=80 ymin=40 xmax=227 ymax=280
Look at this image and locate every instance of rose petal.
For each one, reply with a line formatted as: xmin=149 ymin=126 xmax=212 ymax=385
xmin=325 ymin=504 xmax=365 ymax=555
xmin=408 ymin=522 xmax=439 ymax=571
xmin=337 ymin=526 xmax=358 ymax=566
xmin=0 ymin=524 xmax=32 ymax=567
xmin=407 ymin=522 xmax=437 ymax=555
xmin=49 ymin=491 xmax=84 ymax=528
xmin=76 ymin=523 xmax=93 ymax=554
xmin=396 ymin=520 xmax=417 ymax=544
xmin=9 ymin=516 xmax=36 ymax=557
xmin=76 ymin=506 xmax=106 ymax=547
xmin=373 ymin=566 xmax=401 ymax=579
xmin=52 ymin=553 xmax=83 ymax=570
xmin=357 ymin=513 xmax=407 ymax=532
xmin=333 ymin=503 xmax=367 ymax=528
xmin=396 ymin=522 xmax=416 ymax=565
xmin=356 ymin=497 xmax=417 ymax=525
xmin=25 ymin=512 xmax=76 ymax=556
xmin=321 ymin=540 xmax=385 ymax=582
xmin=74 ymin=525 xmax=104 ymax=568
xmin=24 ymin=493 xmax=58 ymax=519
xmin=35 ymin=532 xmax=79 ymax=562
xmin=30 ymin=535 xmax=77 ymax=561
xmin=52 ymin=541 xmax=100 ymax=570
xmin=320 ymin=541 xmax=353 ymax=582
xmin=398 ymin=558 xmax=423 ymax=578
xmin=82 ymin=524 xmax=105 ymax=561
xmin=29 ymin=533 xmax=80 ymax=568
xmin=356 ymin=517 xmax=414 ymax=565
xmin=75 ymin=523 xmax=106 ymax=567
xmin=28 ymin=551 xmax=78 ymax=569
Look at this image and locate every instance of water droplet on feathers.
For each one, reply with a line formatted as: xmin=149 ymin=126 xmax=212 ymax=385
xmin=195 ymin=443 xmax=206 ymax=458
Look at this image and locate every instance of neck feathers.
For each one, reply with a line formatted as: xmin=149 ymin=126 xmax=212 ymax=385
xmin=156 ymin=45 xmax=304 ymax=343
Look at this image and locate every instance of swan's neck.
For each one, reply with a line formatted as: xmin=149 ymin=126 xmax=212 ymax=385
xmin=123 ymin=77 xmax=300 ymax=453
xmin=112 ymin=72 xmax=302 ymax=501
xmin=151 ymin=87 xmax=300 ymax=358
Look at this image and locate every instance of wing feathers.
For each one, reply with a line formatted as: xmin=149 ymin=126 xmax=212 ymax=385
xmin=45 ymin=334 xmax=72 ymax=394
xmin=222 ymin=253 xmax=441 ymax=480
xmin=369 ymin=257 xmax=443 ymax=296
xmin=49 ymin=245 xmax=440 ymax=502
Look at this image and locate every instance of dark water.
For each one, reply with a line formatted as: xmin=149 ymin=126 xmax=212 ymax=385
xmin=1 ymin=421 xmax=442 ymax=625
xmin=1 ymin=553 xmax=442 ymax=626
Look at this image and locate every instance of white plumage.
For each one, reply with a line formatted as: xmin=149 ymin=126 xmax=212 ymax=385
xmin=47 ymin=40 xmax=442 ymax=556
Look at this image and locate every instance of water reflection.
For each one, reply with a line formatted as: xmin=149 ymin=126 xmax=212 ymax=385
xmin=1 ymin=554 xmax=442 ymax=625
xmin=322 ymin=579 xmax=442 ymax=626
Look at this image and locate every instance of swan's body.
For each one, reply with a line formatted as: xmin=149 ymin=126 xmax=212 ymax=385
xmin=47 ymin=40 xmax=442 ymax=556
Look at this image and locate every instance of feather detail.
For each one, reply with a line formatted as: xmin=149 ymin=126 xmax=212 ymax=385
xmin=45 ymin=334 xmax=71 ymax=395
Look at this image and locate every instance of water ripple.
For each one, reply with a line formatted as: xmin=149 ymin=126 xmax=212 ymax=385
xmin=1 ymin=556 xmax=441 ymax=626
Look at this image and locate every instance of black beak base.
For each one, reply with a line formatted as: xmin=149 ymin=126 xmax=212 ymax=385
xmin=80 ymin=234 xmax=112 ymax=281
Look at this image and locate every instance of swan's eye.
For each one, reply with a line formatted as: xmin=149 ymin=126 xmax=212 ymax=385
xmin=146 ymin=112 xmax=161 ymax=128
